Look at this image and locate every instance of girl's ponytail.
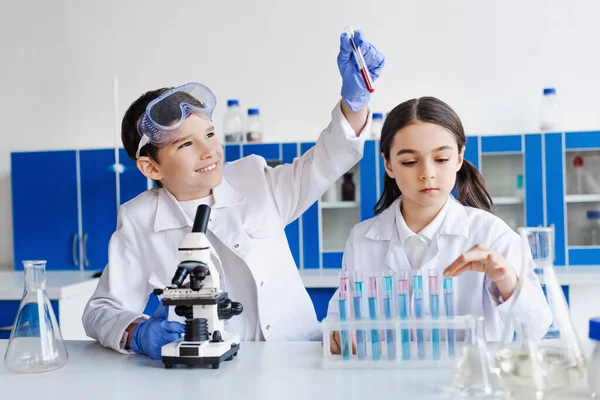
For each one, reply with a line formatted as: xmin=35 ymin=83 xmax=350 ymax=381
xmin=455 ymin=159 xmax=492 ymax=211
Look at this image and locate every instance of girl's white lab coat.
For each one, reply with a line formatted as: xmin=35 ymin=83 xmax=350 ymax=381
xmin=83 ymin=102 xmax=370 ymax=353
xmin=327 ymin=196 xmax=553 ymax=341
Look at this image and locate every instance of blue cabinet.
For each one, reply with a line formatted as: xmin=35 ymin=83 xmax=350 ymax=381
xmin=0 ymin=300 xmax=60 ymax=339
xmin=12 ymin=149 xmax=147 ymax=271
xmin=11 ymin=151 xmax=80 ymax=270
xmin=546 ymin=131 xmax=600 ymax=266
xmin=80 ymin=149 xmax=147 ymax=270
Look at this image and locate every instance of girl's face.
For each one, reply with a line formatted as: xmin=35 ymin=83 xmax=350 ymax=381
xmin=138 ymin=114 xmax=224 ymax=201
xmin=384 ymin=121 xmax=464 ymax=211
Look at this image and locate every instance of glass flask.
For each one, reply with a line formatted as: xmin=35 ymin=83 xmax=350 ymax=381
xmin=494 ymin=228 xmax=586 ymax=397
xmin=4 ymin=260 xmax=68 ymax=373
xmin=453 ymin=316 xmax=502 ymax=398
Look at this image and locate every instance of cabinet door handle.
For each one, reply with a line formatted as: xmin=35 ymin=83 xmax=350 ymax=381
xmin=82 ymin=233 xmax=89 ymax=267
xmin=72 ymin=233 xmax=79 ymax=267
xmin=0 ymin=325 xmax=13 ymax=332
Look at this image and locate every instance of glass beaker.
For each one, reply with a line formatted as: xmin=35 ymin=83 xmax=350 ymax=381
xmin=4 ymin=260 xmax=68 ymax=373
xmin=453 ymin=316 xmax=502 ymax=398
xmin=494 ymin=228 xmax=586 ymax=396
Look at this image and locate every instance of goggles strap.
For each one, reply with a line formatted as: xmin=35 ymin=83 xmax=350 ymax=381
xmin=135 ymin=134 xmax=151 ymax=159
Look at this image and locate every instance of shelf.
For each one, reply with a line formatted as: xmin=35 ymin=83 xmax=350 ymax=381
xmin=492 ymin=196 xmax=524 ymax=205
xmin=565 ymin=194 xmax=600 ymax=203
xmin=320 ymin=201 xmax=359 ymax=209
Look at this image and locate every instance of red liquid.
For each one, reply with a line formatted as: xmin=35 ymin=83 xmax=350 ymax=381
xmin=360 ymin=68 xmax=375 ymax=93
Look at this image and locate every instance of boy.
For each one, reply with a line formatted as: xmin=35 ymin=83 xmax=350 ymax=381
xmin=83 ymin=30 xmax=385 ymax=359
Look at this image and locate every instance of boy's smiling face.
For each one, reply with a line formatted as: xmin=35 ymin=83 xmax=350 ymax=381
xmin=137 ymin=114 xmax=224 ymax=201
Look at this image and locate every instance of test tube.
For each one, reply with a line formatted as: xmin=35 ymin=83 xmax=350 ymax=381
xmin=353 ymin=272 xmax=367 ymax=360
xmin=429 ymin=268 xmax=441 ymax=361
xmin=444 ymin=277 xmax=456 ymax=358
xmin=383 ymin=273 xmax=396 ymax=360
xmin=398 ymin=270 xmax=410 ymax=361
xmin=368 ymin=275 xmax=381 ymax=361
xmin=343 ymin=25 xmax=375 ymax=93
xmin=338 ymin=271 xmax=351 ymax=360
xmin=413 ymin=269 xmax=425 ymax=360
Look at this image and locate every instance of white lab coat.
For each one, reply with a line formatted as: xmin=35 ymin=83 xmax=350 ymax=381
xmin=327 ymin=196 xmax=553 ymax=341
xmin=83 ymin=101 xmax=370 ymax=353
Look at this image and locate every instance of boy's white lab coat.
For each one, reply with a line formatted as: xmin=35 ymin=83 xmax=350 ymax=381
xmin=327 ymin=196 xmax=553 ymax=341
xmin=83 ymin=102 xmax=370 ymax=353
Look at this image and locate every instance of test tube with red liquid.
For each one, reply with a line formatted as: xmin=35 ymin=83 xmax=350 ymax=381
xmin=344 ymin=25 xmax=375 ymax=93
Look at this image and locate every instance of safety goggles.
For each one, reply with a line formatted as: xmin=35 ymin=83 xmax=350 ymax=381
xmin=136 ymin=82 xmax=217 ymax=158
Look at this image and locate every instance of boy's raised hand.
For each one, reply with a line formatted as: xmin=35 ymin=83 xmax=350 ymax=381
xmin=337 ymin=30 xmax=385 ymax=112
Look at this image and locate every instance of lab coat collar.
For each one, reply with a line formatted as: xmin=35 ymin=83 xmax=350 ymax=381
xmin=153 ymin=178 xmax=245 ymax=232
xmin=394 ymin=197 xmax=450 ymax=246
xmin=366 ymin=195 xmax=469 ymax=242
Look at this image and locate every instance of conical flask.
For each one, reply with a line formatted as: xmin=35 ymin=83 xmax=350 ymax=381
xmin=453 ymin=316 xmax=502 ymax=398
xmin=495 ymin=228 xmax=586 ymax=396
xmin=4 ymin=260 xmax=68 ymax=373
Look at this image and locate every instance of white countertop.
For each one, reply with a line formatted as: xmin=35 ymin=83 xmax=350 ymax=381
xmin=0 ymin=271 xmax=99 ymax=300
xmin=300 ymin=266 xmax=600 ymax=288
xmin=0 ymin=340 xmax=591 ymax=400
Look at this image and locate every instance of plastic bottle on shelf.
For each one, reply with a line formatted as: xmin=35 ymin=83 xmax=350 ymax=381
xmin=246 ymin=108 xmax=263 ymax=143
xmin=586 ymin=210 xmax=600 ymax=246
xmin=370 ymin=113 xmax=384 ymax=139
xmin=341 ymin=173 xmax=356 ymax=201
xmin=516 ymin=174 xmax=524 ymax=199
xmin=223 ymin=100 xmax=245 ymax=143
xmin=538 ymin=87 xmax=561 ymax=133
xmin=323 ymin=181 xmax=339 ymax=203
xmin=573 ymin=155 xmax=600 ymax=195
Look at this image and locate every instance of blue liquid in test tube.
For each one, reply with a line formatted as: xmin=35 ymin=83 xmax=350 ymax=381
xmin=368 ymin=276 xmax=381 ymax=361
xmin=398 ymin=270 xmax=410 ymax=361
xmin=353 ymin=274 xmax=366 ymax=360
xmin=444 ymin=277 xmax=455 ymax=358
xmin=383 ymin=274 xmax=396 ymax=360
xmin=413 ymin=270 xmax=425 ymax=359
xmin=428 ymin=268 xmax=440 ymax=360
xmin=338 ymin=271 xmax=351 ymax=360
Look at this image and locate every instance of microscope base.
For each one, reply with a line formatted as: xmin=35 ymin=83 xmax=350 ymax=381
xmin=161 ymin=339 xmax=240 ymax=369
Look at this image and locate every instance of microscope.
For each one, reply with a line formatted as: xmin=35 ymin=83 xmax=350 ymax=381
xmin=154 ymin=204 xmax=243 ymax=369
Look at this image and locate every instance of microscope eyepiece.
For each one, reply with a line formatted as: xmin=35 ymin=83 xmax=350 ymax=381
xmin=192 ymin=204 xmax=211 ymax=233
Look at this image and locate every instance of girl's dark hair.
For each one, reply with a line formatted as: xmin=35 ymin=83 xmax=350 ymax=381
xmin=121 ymin=88 xmax=207 ymax=188
xmin=373 ymin=97 xmax=492 ymax=215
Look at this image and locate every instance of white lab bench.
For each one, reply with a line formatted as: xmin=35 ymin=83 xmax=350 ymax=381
xmin=300 ymin=267 xmax=600 ymax=355
xmin=0 ymin=271 xmax=98 ymax=340
xmin=0 ymin=340 xmax=592 ymax=400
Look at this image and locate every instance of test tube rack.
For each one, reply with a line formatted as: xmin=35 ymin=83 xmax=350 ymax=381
xmin=321 ymin=315 xmax=469 ymax=369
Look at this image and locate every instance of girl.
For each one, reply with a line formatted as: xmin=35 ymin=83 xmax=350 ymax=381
xmin=328 ymin=97 xmax=551 ymax=353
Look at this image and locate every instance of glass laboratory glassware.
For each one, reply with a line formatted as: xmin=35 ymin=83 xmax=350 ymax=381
xmin=453 ymin=316 xmax=502 ymax=398
xmin=494 ymin=228 xmax=586 ymax=397
xmin=4 ymin=260 xmax=68 ymax=373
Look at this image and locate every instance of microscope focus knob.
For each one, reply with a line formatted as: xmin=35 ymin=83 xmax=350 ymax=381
xmin=231 ymin=302 xmax=243 ymax=316
xmin=218 ymin=299 xmax=244 ymax=320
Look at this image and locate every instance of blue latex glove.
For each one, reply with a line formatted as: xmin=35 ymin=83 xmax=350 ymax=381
xmin=130 ymin=305 xmax=185 ymax=360
xmin=337 ymin=30 xmax=385 ymax=112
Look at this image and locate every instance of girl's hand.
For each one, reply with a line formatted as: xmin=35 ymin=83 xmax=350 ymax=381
xmin=329 ymin=331 xmax=357 ymax=355
xmin=443 ymin=244 xmax=518 ymax=301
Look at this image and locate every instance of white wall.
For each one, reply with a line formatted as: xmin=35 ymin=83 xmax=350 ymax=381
xmin=1 ymin=0 xmax=600 ymax=269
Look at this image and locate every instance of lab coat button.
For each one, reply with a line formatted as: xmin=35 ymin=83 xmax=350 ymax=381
xmin=260 ymin=281 xmax=264 ymax=287
xmin=224 ymin=321 xmax=228 ymax=325
xmin=234 ymin=244 xmax=239 ymax=249
xmin=266 ymin=325 xmax=270 ymax=330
